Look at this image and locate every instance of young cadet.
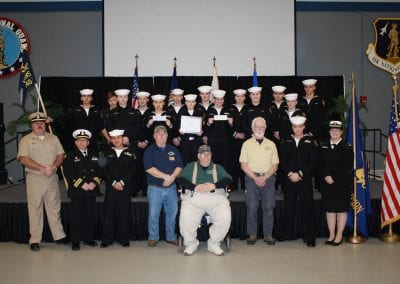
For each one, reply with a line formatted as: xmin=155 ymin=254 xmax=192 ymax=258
xmin=226 ymin=89 xmax=248 ymax=191
xmin=167 ymin=88 xmax=185 ymax=122
xmin=173 ymin=94 xmax=206 ymax=164
xmin=278 ymin=115 xmax=317 ymax=247
xmin=268 ymin=85 xmax=287 ymax=142
xmin=297 ymin=79 xmax=326 ymax=142
xmin=101 ymin=129 xmax=136 ymax=248
xmin=63 ymin=129 xmax=102 ymax=251
xmin=56 ymin=88 xmax=109 ymax=152
xmin=204 ymin=89 xmax=234 ymax=174
xmin=105 ymin=89 xmax=141 ymax=148
xmin=197 ymin=85 xmax=214 ymax=111
xmin=279 ymin=93 xmax=306 ymax=140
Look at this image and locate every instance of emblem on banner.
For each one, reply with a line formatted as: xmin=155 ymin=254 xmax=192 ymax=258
xmin=366 ymin=18 xmax=400 ymax=75
xmin=0 ymin=17 xmax=31 ymax=78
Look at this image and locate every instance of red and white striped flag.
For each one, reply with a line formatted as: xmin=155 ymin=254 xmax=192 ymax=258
xmin=381 ymin=95 xmax=400 ymax=228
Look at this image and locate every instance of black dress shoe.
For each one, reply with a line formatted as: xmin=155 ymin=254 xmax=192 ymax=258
xmin=331 ymin=239 xmax=343 ymax=246
xmin=307 ymin=241 xmax=316 ymax=247
xmin=100 ymin=242 xmax=108 ymax=248
xmin=120 ymin=242 xmax=130 ymax=247
xmin=71 ymin=243 xmax=80 ymax=251
xmin=55 ymin=237 xmax=69 ymax=245
xmin=30 ymin=243 xmax=40 ymax=251
xmin=84 ymin=241 xmax=98 ymax=247
xmin=325 ymin=240 xmax=334 ymax=245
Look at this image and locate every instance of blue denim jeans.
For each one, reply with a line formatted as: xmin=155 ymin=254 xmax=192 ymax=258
xmin=147 ymin=184 xmax=178 ymax=241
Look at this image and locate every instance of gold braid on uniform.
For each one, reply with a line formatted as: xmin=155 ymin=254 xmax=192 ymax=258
xmin=73 ymin=178 xmax=83 ymax=188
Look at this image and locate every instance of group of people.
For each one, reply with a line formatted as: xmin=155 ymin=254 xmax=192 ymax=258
xmin=17 ymin=78 xmax=354 ymax=256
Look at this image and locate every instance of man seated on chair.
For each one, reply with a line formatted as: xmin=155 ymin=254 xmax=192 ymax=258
xmin=177 ymin=145 xmax=232 ymax=256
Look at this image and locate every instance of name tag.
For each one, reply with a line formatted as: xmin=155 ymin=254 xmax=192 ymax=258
xmin=169 ymin=157 xmax=175 ymax=161
xmin=214 ymin=114 xmax=228 ymax=121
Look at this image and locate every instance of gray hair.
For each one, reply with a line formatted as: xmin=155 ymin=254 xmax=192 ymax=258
xmin=251 ymin=117 xmax=267 ymax=129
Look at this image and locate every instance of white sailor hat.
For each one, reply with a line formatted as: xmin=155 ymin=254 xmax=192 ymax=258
xmin=72 ymin=129 xmax=92 ymax=139
xmin=302 ymin=79 xmax=317 ymax=86
xmin=233 ymin=89 xmax=247 ymax=96
xmin=109 ymin=129 xmax=125 ymax=137
xmin=114 ymin=89 xmax=130 ymax=96
xmin=29 ymin=112 xmax=47 ymax=123
xmin=290 ymin=115 xmax=306 ymax=125
xmin=197 ymin=85 xmax=212 ymax=93
xmin=212 ymin=89 xmax=226 ymax=98
xmin=284 ymin=93 xmax=298 ymax=101
xmin=136 ymin=91 xmax=150 ymax=98
xmin=329 ymin=120 xmax=343 ymax=129
xmin=151 ymin=94 xmax=166 ymax=101
xmin=271 ymin=85 xmax=286 ymax=93
xmin=171 ymin=88 xmax=184 ymax=95
xmin=79 ymin=89 xmax=94 ymax=96
xmin=248 ymin=86 xmax=262 ymax=93
xmin=184 ymin=94 xmax=197 ymax=101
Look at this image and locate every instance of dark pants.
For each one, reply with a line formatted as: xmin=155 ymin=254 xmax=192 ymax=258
xmin=102 ymin=186 xmax=131 ymax=244
xmin=282 ymin=178 xmax=315 ymax=242
xmin=230 ymin=138 xmax=245 ymax=191
xmin=180 ymin=138 xmax=202 ymax=165
xmin=209 ymin=142 xmax=230 ymax=174
xmin=133 ymin=148 xmax=147 ymax=196
xmin=70 ymin=196 xmax=96 ymax=243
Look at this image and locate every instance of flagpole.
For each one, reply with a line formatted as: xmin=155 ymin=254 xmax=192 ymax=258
xmin=380 ymin=74 xmax=400 ymax=243
xmin=34 ymin=83 xmax=69 ymax=189
xmin=347 ymin=73 xmax=365 ymax=244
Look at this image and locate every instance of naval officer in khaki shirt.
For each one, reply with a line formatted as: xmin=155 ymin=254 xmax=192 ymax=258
xmin=240 ymin=116 xmax=279 ymax=246
xmin=18 ymin=112 xmax=68 ymax=251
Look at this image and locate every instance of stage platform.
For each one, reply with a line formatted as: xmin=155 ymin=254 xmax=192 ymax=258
xmin=0 ymin=180 xmax=387 ymax=243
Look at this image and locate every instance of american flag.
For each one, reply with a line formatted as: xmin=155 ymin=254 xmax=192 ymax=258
xmin=381 ymin=95 xmax=400 ymax=228
xmin=131 ymin=61 xmax=139 ymax=109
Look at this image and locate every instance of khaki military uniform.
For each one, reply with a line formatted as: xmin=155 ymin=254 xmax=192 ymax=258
xmin=18 ymin=132 xmax=66 ymax=244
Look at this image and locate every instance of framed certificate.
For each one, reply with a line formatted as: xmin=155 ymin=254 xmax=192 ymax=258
xmin=180 ymin=116 xmax=202 ymax=134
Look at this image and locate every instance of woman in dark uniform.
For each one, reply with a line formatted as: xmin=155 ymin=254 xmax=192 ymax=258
xmin=317 ymin=120 xmax=353 ymax=246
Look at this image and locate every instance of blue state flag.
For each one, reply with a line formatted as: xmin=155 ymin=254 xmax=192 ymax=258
xmin=346 ymin=93 xmax=372 ymax=237
xmin=18 ymin=50 xmax=37 ymax=107
xmin=252 ymin=63 xmax=258 ymax=87
xmin=170 ymin=63 xmax=178 ymax=90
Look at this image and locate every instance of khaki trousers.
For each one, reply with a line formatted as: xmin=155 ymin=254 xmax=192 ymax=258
xmin=26 ymin=173 xmax=66 ymax=244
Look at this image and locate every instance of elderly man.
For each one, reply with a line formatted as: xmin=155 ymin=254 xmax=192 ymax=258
xmin=18 ymin=112 xmax=68 ymax=251
xmin=144 ymin=125 xmax=183 ymax=247
xmin=177 ymin=145 xmax=232 ymax=256
xmin=240 ymin=117 xmax=279 ymax=245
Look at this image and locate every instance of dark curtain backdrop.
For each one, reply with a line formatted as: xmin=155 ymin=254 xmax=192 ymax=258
xmin=41 ymin=76 xmax=344 ymax=113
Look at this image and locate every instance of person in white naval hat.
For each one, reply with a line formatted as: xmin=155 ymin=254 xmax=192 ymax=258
xmin=226 ymin=89 xmax=248 ymax=191
xmin=279 ymin=93 xmax=306 ymax=140
xmin=278 ymin=114 xmax=317 ymax=247
xmin=268 ymin=85 xmax=287 ymax=142
xmin=242 ymin=86 xmax=274 ymax=140
xmin=167 ymin=88 xmax=185 ymax=120
xmin=204 ymin=89 xmax=234 ymax=176
xmin=297 ymin=79 xmax=326 ymax=142
xmin=101 ymin=129 xmax=137 ymax=248
xmin=63 ymin=129 xmax=102 ymax=251
xmin=105 ymin=89 xmax=141 ymax=149
xmin=18 ymin=112 xmax=68 ymax=251
xmin=173 ymin=94 xmax=206 ymax=164
xmin=54 ymin=88 xmax=109 ymax=152
xmin=197 ymin=85 xmax=214 ymax=111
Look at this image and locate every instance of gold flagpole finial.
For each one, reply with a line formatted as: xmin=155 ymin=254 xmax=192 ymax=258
xmin=213 ymin=56 xmax=216 ymax=66
xmin=253 ymin=56 xmax=256 ymax=67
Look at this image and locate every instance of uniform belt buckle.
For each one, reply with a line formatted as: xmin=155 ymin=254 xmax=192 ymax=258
xmin=255 ymin=172 xmax=267 ymax=177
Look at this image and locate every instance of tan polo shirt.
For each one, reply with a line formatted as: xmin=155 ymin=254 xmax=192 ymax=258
xmin=18 ymin=132 xmax=65 ymax=175
xmin=239 ymin=137 xmax=279 ymax=173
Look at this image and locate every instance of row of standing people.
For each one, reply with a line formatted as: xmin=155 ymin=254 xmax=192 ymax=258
xmin=55 ymin=78 xmax=326 ymax=194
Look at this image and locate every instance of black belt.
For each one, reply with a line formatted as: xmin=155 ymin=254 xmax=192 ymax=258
xmin=254 ymin=172 xmax=267 ymax=177
xmin=148 ymin=183 xmax=170 ymax=189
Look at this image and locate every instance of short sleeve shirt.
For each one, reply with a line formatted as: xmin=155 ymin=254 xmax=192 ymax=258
xmin=143 ymin=143 xmax=183 ymax=187
xmin=18 ymin=132 xmax=65 ymax=174
xmin=239 ymin=137 xmax=279 ymax=173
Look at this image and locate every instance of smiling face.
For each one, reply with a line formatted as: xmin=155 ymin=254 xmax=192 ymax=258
xmin=111 ymin=135 xmax=124 ymax=148
xmin=252 ymin=118 xmax=266 ymax=139
xmin=185 ymin=100 xmax=196 ymax=110
xmin=32 ymin=121 xmax=46 ymax=136
xmin=137 ymin=96 xmax=149 ymax=108
xmin=214 ymin=97 xmax=224 ymax=108
xmin=153 ymin=128 xmax=168 ymax=147
xmin=75 ymin=138 xmax=89 ymax=151
xmin=117 ymin=95 xmax=128 ymax=107
xmin=198 ymin=151 xmax=212 ymax=167
xmin=329 ymin=128 xmax=343 ymax=141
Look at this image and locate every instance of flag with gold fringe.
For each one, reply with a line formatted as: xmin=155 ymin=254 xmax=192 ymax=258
xmin=18 ymin=50 xmax=37 ymax=107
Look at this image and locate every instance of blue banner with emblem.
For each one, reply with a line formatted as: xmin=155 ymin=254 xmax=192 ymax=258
xmin=18 ymin=49 xmax=37 ymax=107
xmin=345 ymin=92 xmax=372 ymax=237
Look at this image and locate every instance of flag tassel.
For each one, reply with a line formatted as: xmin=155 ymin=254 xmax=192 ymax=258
xmin=380 ymin=74 xmax=400 ymax=243
xmin=346 ymin=73 xmax=366 ymax=244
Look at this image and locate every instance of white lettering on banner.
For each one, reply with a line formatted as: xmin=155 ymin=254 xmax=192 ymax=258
xmin=366 ymin=43 xmax=400 ymax=75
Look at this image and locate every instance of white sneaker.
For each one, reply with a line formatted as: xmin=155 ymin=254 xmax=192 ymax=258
xmin=183 ymin=245 xmax=197 ymax=256
xmin=207 ymin=244 xmax=225 ymax=256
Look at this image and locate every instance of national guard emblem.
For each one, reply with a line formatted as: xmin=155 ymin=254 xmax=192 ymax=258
xmin=0 ymin=17 xmax=31 ymax=78
xmin=366 ymin=18 xmax=400 ymax=75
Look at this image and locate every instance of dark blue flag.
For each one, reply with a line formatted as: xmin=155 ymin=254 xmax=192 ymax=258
xmin=252 ymin=63 xmax=258 ymax=87
xmin=18 ymin=50 xmax=37 ymax=107
xmin=170 ymin=62 xmax=178 ymax=90
xmin=346 ymin=92 xmax=372 ymax=237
